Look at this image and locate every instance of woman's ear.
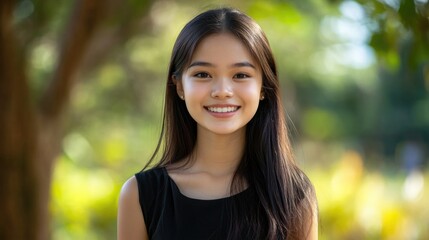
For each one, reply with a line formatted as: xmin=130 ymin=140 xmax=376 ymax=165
xmin=260 ymin=90 xmax=265 ymax=100
xmin=173 ymin=75 xmax=185 ymax=100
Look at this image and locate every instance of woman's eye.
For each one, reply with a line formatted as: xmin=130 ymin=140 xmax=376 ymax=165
xmin=234 ymin=73 xmax=249 ymax=79
xmin=194 ymin=72 xmax=210 ymax=78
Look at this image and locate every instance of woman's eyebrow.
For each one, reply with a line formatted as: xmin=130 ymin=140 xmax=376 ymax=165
xmin=188 ymin=61 xmax=256 ymax=69
xmin=232 ymin=62 xmax=256 ymax=69
xmin=188 ymin=61 xmax=213 ymax=68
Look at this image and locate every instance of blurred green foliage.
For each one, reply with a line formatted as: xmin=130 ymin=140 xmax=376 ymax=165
xmin=16 ymin=0 xmax=428 ymax=239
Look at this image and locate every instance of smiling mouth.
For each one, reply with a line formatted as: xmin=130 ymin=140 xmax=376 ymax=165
xmin=205 ymin=106 xmax=240 ymax=113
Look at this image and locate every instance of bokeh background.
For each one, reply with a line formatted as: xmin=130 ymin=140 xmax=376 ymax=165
xmin=1 ymin=0 xmax=428 ymax=239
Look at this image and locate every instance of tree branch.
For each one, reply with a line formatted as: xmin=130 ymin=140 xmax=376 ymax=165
xmin=40 ymin=0 xmax=105 ymax=119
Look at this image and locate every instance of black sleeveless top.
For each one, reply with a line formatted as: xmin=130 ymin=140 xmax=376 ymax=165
xmin=135 ymin=167 xmax=254 ymax=240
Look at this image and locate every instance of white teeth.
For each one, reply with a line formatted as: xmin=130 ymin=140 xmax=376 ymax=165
xmin=207 ymin=107 xmax=238 ymax=113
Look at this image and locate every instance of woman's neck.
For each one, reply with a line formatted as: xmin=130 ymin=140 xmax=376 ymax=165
xmin=191 ymin=126 xmax=245 ymax=176
xmin=165 ymin=126 xmax=247 ymax=199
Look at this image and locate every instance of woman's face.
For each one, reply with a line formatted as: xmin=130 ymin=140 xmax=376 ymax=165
xmin=176 ymin=33 xmax=263 ymax=136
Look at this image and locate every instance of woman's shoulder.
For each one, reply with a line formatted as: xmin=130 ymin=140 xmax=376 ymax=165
xmin=118 ymin=176 xmax=149 ymax=239
xmin=119 ymin=176 xmax=139 ymax=203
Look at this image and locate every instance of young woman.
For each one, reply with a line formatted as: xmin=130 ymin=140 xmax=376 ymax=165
xmin=118 ymin=7 xmax=318 ymax=240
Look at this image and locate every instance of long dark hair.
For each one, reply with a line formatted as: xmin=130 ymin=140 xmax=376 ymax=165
xmin=145 ymin=7 xmax=317 ymax=240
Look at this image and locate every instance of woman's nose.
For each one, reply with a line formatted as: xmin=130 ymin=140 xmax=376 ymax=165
xmin=210 ymin=77 xmax=233 ymax=98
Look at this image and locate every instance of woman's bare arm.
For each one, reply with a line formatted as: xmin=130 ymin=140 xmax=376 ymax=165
xmin=117 ymin=176 xmax=149 ymax=240
xmin=305 ymin=199 xmax=319 ymax=240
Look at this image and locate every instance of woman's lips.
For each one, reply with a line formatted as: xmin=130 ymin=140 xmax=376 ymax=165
xmin=204 ymin=105 xmax=240 ymax=118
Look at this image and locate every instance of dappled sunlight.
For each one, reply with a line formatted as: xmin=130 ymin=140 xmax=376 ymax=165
xmin=51 ymin=156 xmax=119 ymax=239
xmin=331 ymin=151 xmax=364 ymax=201
xmin=304 ymin=146 xmax=429 ymax=240
xmin=403 ymin=170 xmax=425 ymax=201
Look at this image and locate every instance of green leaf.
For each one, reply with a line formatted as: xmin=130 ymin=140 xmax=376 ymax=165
xmin=398 ymin=0 xmax=417 ymax=29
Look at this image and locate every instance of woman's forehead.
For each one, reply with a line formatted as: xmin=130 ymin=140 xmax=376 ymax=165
xmin=189 ymin=33 xmax=259 ymax=68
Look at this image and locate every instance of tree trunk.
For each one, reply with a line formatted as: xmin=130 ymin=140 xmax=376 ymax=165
xmin=1 ymin=0 xmax=155 ymax=238
xmin=1 ymin=0 xmax=106 ymax=239
xmin=0 ymin=0 xmax=39 ymax=239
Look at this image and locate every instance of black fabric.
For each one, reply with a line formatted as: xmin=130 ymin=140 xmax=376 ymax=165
xmin=135 ymin=167 xmax=252 ymax=240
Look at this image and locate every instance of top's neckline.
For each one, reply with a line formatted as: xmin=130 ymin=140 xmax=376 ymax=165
xmin=162 ymin=167 xmax=249 ymax=202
